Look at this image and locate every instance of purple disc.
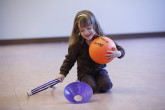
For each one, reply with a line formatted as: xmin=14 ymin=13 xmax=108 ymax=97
xmin=64 ymin=82 xmax=93 ymax=104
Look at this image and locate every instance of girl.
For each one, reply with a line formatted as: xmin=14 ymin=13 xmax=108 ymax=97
xmin=56 ymin=10 xmax=125 ymax=93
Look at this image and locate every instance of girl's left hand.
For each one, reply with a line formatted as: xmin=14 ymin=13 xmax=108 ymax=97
xmin=105 ymin=47 xmax=121 ymax=60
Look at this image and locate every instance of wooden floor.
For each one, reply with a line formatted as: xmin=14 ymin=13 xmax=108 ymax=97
xmin=0 ymin=37 xmax=165 ymax=110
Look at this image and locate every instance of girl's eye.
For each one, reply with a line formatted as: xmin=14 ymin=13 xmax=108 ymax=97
xmin=88 ymin=27 xmax=93 ymax=30
xmin=80 ymin=30 xmax=84 ymax=33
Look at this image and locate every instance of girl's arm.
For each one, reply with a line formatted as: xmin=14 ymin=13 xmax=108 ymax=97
xmin=106 ymin=42 xmax=125 ymax=59
xmin=56 ymin=43 xmax=81 ymax=82
xmin=115 ymin=42 xmax=125 ymax=59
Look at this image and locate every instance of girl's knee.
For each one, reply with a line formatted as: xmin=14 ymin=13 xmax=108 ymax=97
xmin=80 ymin=75 xmax=97 ymax=93
xmin=99 ymin=81 xmax=113 ymax=92
xmin=88 ymin=83 xmax=97 ymax=93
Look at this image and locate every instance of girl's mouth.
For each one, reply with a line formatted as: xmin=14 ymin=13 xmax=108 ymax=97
xmin=86 ymin=34 xmax=91 ymax=38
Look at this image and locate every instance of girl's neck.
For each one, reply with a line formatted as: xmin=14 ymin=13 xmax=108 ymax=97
xmin=86 ymin=40 xmax=92 ymax=45
xmin=85 ymin=35 xmax=97 ymax=45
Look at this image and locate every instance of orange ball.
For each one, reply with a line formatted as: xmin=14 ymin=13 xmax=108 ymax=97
xmin=89 ymin=36 xmax=116 ymax=64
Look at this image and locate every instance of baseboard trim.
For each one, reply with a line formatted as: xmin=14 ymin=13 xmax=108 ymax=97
xmin=0 ymin=37 xmax=69 ymax=45
xmin=0 ymin=32 xmax=165 ymax=45
xmin=109 ymin=32 xmax=165 ymax=39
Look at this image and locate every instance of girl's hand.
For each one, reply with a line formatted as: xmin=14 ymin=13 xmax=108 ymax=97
xmin=105 ymin=47 xmax=121 ymax=60
xmin=56 ymin=74 xmax=65 ymax=83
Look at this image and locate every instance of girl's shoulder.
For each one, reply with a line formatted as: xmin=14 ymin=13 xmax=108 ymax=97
xmin=69 ymin=38 xmax=85 ymax=47
xmin=68 ymin=41 xmax=83 ymax=51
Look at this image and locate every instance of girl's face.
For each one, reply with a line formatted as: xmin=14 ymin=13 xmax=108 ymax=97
xmin=78 ymin=24 xmax=95 ymax=41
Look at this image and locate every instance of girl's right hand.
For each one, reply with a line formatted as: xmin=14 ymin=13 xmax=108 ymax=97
xmin=56 ymin=74 xmax=65 ymax=83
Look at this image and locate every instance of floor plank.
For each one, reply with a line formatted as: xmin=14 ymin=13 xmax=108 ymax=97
xmin=0 ymin=37 xmax=165 ymax=110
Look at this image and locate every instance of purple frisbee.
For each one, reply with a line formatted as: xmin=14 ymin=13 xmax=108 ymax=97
xmin=64 ymin=82 xmax=93 ymax=104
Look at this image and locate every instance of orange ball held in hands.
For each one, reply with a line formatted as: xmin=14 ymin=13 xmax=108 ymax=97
xmin=89 ymin=36 xmax=116 ymax=64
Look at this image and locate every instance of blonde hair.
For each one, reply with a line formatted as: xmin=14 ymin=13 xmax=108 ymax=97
xmin=69 ymin=10 xmax=104 ymax=46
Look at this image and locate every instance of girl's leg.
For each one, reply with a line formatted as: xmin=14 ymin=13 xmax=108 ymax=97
xmin=80 ymin=75 xmax=97 ymax=93
xmin=96 ymin=69 xmax=113 ymax=93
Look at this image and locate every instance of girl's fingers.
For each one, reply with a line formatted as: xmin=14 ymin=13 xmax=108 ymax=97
xmin=107 ymin=57 xmax=113 ymax=60
xmin=105 ymin=54 xmax=113 ymax=57
xmin=105 ymin=54 xmax=113 ymax=59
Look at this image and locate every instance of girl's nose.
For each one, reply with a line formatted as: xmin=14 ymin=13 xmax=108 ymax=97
xmin=84 ymin=30 xmax=89 ymax=35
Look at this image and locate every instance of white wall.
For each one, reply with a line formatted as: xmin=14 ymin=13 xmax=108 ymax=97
xmin=0 ymin=0 xmax=165 ymax=40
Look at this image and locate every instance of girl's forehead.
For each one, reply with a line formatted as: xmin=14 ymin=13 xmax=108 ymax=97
xmin=78 ymin=23 xmax=92 ymax=29
xmin=78 ymin=20 xmax=92 ymax=27
xmin=78 ymin=17 xmax=92 ymax=26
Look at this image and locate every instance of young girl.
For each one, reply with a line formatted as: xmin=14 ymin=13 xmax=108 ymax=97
xmin=56 ymin=10 xmax=125 ymax=93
